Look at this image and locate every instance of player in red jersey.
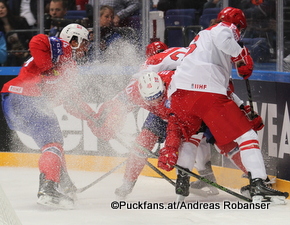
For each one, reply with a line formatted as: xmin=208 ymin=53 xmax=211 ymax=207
xmin=1 ymin=23 xmax=99 ymax=209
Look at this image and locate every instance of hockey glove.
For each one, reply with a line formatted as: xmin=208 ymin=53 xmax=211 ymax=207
xmin=241 ymin=105 xmax=264 ymax=131
xmin=232 ymin=47 xmax=254 ymax=80
xmin=158 ymin=146 xmax=178 ymax=171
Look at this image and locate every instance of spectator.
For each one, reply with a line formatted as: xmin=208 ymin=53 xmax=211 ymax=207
xmin=0 ymin=0 xmax=32 ymax=66
xmin=99 ymin=0 xmax=140 ymax=27
xmin=99 ymin=6 xmax=123 ymax=50
xmin=0 ymin=31 xmax=7 ymax=65
xmin=8 ymin=0 xmax=37 ymax=27
xmin=45 ymin=0 xmax=76 ymax=11
xmin=87 ymin=5 xmax=124 ymax=62
xmin=46 ymin=0 xmax=70 ymax=37
xmin=49 ymin=0 xmax=68 ymax=18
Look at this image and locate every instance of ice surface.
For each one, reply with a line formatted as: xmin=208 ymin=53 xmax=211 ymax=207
xmin=0 ymin=167 xmax=289 ymax=225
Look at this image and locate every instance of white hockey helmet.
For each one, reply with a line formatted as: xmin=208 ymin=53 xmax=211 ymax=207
xmin=138 ymin=72 xmax=165 ymax=101
xmin=60 ymin=23 xmax=89 ymax=49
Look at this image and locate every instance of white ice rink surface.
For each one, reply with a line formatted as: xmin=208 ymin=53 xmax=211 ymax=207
xmin=0 ymin=167 xmax=289 ymax=225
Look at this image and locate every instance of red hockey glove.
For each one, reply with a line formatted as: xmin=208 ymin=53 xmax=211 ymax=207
xmin=158 ymin=146 xmax=178 ymax=171
xmin=232 ymin=47 xmax=254 ymax=80
xmin=241 ymin=105 xmax=264 ymax=131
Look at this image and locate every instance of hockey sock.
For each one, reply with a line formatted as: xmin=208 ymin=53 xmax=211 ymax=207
xmin=39 ymin=143 xmax=64 ymax=183
xmin=228 ymin=148 xmax=247 ymax=174
xmin=216 ymin=141 xmax=247 ymax=174
xmin=236 ymin=130 xmax=267 ymax=179
xmin=123 ymin=129 xmax=158 ymax=182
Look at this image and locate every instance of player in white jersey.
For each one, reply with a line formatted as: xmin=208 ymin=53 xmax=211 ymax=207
xmin=142 ymin=42 xmax=264 ymax=198
xmin=158 ymin=7 xmax=289 ymax=203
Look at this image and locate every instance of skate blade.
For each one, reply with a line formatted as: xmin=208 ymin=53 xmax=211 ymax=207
xmin=189 ymin=187 xmax=219 ymax=197
xmin=65 ymin=192 xmax=78 ymax=202
xmin=252 ymin=195 xmax=287 ymax=205
xmin=176 ymin=194 xmax=186 ymax=202
xmin=37 ymin=195 xmax=74 ymax=210
xmin=268 ymin=196 xmax=287 ymax=205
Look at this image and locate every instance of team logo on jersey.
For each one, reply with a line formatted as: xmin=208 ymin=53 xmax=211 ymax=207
xmin=8 ymin=85 xmax=23 ymax=94
xmin=191 ymin=83 xmax=207 ymax=90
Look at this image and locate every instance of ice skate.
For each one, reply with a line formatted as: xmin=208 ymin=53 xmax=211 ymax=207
xmin=189 ymin=162 xmax=219 ymax=197
xmin=37 ymin=173 xmax=74 ymax=209
xmin=249 ymin=178 xmax=289 ymax=205
xmin=240 ymin=184 xmax=251 ymax=199
xmin=115 ymin=180 xmax=136 ymax=198
xmin=240 ymin=176 xmax=276 ymax=199
xmin=175 ymin=169 xmax=190 ymax=202
xmin=59 ymin=169 xmax=77 ymax=200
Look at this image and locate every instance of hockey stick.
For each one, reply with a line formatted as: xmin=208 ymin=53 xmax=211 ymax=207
xmin=76 ymin=159 xmax=127 ymax=193
xmin=245 ymin=79 xmax=255 ymax=118
xmin=146 ymin=160 xmax=176 ymax=186
xmin=175 ymin=165 xmax=252 ymax=202
xmin=139 ymin=147 xmax=253 ymax=202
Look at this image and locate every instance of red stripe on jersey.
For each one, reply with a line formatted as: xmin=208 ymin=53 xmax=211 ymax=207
xmin=239 ymin=140 xmax=260 ymax=151
xmin=187 ymin=137 xmax=201 ymax=147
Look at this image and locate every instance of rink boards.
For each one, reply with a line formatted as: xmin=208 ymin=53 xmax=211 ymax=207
xmin=0 ymin=151 xmax=289 ymax=198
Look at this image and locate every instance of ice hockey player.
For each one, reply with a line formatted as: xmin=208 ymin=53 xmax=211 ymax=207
xmin=88 ymin=70 xmax=206 ymax=199
xmin=158 ymin=7 xmax=289 ymax=204
xmin=1 ymin=24 xmax=99 ymax=209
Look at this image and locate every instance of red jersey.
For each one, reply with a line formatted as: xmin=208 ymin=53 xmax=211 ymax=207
xmin=1 ymin=34 xmax=76 ymax=97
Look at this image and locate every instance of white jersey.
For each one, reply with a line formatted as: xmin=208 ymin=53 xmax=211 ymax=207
xmin=140 ymin=47 xmax=188 ymax=73
xmin=168 ymin=22 xmax=242 ymax=98
xmin=132 ymin=47 xmax=188 ymax=80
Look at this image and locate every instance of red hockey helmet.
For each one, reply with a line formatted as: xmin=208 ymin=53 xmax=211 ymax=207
xmin=217 ymin=7 xmax=247 ymax=30
xmin=146 ymin=41 xmax=168 ymax=58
